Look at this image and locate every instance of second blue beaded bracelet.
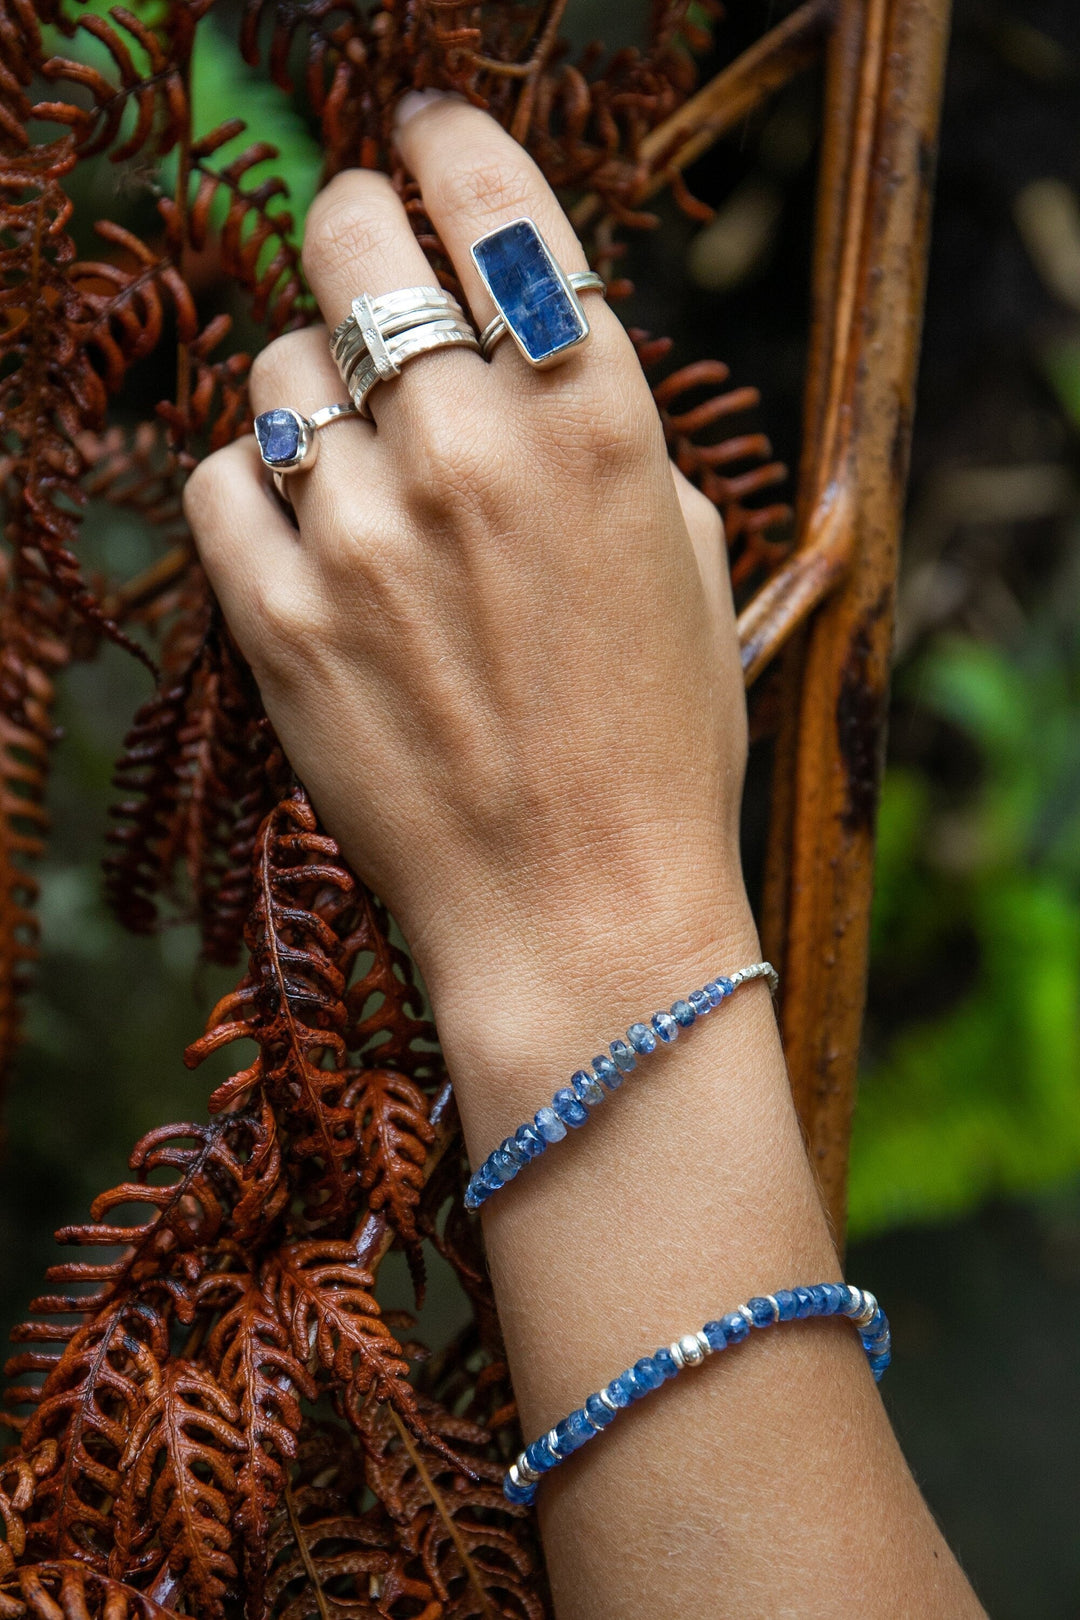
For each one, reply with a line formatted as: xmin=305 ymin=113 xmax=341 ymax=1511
xmin=464 ymin=960 xmax=778 ymax=1210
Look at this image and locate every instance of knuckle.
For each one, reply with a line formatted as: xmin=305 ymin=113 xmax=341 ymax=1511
xmin=182 ymin=451 xmax=228 ymax=531
xmin=302 ymin=176 xmax=398 ymax=279
xmin=432 ymin=155 xmax=534 ymax=228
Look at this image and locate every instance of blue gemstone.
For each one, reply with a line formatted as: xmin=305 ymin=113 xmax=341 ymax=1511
xmin=841 ymin=1286 xmax=863 ymax=1316
xmin=819 ymin=1283 xmax=846 ymax=1314
xmin=773 ymin=1289 xmax=798 ymax=1322
xmin=500 ymin=1135 xmax=529 ymax=1168
xmin=478 ymin=1160 xmax=506 ymax=1193
xmin=534 ymin=1106 xmax=567 ymax=1143
xmin=515 ymin=1122 xmax=546 ymax=1160
xmin=551 ymin=1420 xmax=577 ymax=1458
xmin=254 ymin=408 xmax=302 ymax=467
xmin=464 ymin=1180 xmax=485 ymax=1210
xmin=571 ymin=1068 xmax=605 ymax=1106
xmin=689 ymin=989 xmax=712 ymax=1016
xmin=607 ymin=1373 xmax=636 ymax=1406
xmin=651 ymin=1010 xmax=678 ymax=1044
xmin=671 ymin=999 xmax=697 ymax=1028
xmin=566 ymin=1408 xmax=595 ymax=1445
xmin=491 ymin=1149 xmax=519 ymax=1183
xmin=504 ymin=1476 xmax=536 ymax=1505
xmin=720 ymin=1310 xmax=750 ymax=1344
xmin=654 ymin=1347 xmax=679 ymax=1378
xmin=703 ymin=980 xmax=726 ymax=1006
xmin=702 ymin=1320 xmax=727 ymax=1351
xmin=794 ymin=1287 xmax=815 ymax=1318
xmin=471 ymin=219 xmax=589 ymax=365
xmin=633 ymin=1357 xmax=663 ymax=1392
xmin=806 ymin=1285 xmax=830 ymax=1315
xmin=525 ymin=1438 xmax=559 ymax=1473
xmin=585 ymin=1392 xmax=616 ymax=1427
xmin=627 ymin=1022 xmax=657 ymax=1055
xmin=716 ymin=977 xmax=734 ymax=997
xmin=592 ymin=1053 xmax=623 ymax=1090
xmin=610 ymin=1038 xmax=637 ymax=1073
xmin=552 ymin=1087 xmax=588 ymax=1127
xmin=748 ymin=1296 xmax=777 ymax=1328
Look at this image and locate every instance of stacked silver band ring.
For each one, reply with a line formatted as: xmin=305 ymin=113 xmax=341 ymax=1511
xmin=479 ymin=270 xmax=606 ymax=360
xmin=330 ymin=286 xmax=480 ymax=416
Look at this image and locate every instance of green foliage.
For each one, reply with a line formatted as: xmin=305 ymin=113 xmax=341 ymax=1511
xmin=849 ymin=627 xmax=1080 ymax=1236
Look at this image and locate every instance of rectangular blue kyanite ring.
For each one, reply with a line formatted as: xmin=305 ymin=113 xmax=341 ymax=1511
xmin=471 ymin=218 xmax=589 ymax=366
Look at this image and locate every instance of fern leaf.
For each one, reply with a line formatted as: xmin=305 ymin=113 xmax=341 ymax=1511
xmin=346 ymin=1068 xmax=434 ymax=1295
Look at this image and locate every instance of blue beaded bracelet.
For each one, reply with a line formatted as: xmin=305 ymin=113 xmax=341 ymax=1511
xmin=503 ymin=1282 xmax=890 ymax=1505
xmin=464 ymin=960 xmax=778 ymax=1210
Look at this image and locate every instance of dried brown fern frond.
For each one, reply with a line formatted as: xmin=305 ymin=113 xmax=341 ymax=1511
xmin=0 ymin=1562 xmax=179 ymax=1620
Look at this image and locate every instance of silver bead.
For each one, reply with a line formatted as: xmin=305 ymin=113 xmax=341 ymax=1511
xmin=678 ymin=1333 xmax=705 ymax=1367
xmin=694 ymin=1330 xmax=712 ymax=1357
xmin=515 ymin=1454 xmax=541 ymax=1485
xmin=597 ymin=1388 xmax=618 ymax=1414
xmin=668 ymin=1340 xmax=686 ymax=1371
xmin=546 ymin=1428 xmax=561 ymax=1455
xmin=737 ymin=1304 xmax=755 ymax=1330
xmin=851 ymin=1291 xmax=879 ymax=1329
xmin=764 ymin=1294 xmax=781 ymax=1323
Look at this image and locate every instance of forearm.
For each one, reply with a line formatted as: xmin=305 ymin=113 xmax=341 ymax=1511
xmin=430 ymin=891 xmax=983 ymax=1618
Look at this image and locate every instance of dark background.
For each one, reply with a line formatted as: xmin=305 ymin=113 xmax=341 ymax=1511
xmin=3 ymin=3 xmax=1079 ymax=1614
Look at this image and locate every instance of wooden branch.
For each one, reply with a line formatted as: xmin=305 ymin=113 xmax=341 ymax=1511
xmin=755 ymin=0 xmax=953 ymax=1237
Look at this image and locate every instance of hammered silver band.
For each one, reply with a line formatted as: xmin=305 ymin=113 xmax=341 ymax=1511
xmin=330 ymin=285 xmax=480 ymax=417
xmin=478 ymin=270 xmax=607 ymax=360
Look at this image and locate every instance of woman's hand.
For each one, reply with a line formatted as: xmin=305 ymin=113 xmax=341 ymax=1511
xmin=183 ymin=94 xmax=756 ymax=1041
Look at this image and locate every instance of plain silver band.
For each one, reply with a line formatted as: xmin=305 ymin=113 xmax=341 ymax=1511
xmin=479 ymin=271 xmax=607 ymax=360
xmin=307 ymin=401 xmax=358 ymax=432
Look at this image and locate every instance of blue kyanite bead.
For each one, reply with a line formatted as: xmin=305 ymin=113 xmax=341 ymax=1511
xmin=477 ymin=1160 xmax=506 ymax=1194
xmin=552 ymin=1087 xmax=588 ymax=1127
xmin=702 ymin=1320 xmax=728 ymax=1351
xmin=525 ymin=1438 xmax=560 ymax=1474
xmin=671 ymin=999 xmax=697 ymax=1028
xmin=592 ymin=1053 xmax=623 ymax=1091
xmin=500 ymin=1135 xmax=529 ymax=1168
xmin=566 ymin=1408 xmax=596 ymax=1446
xmin=632 ymin=1357 xmax=663 ymax=1393
xmin=720 ymin=1310 xmax=751 ymax=1344
xmin=254 ymin=408 xmax=303 ymax=467
xmin=717 ymin=976 xmax=734 ymax=996
xmin=471 ymin=219 xmax=589 ymax=365
xmin=504 ymin=1476 xmax=536 ymax=1505
xmin=552 ymin=1419 xmax=578 ymax=1458
xmin=490 ymin=1148 xmax=519 ymax=1184
xmin=608 ymin=1372 xmax=637 ymax=1406
xmin=703 ymin=980 xmax=724 ymax=1007
xmin=806 ymin=1285 xmax=830 ymax=1315
xmin=571 ymin=1068 xmax=605 ymax=1106
xmin=585 ymin=1392 xmax=616 ymax=1427
xmin=609 ymin=1038 xmax=637 ymax=1074
xmin=689 ymin=989 xmax=712 ymax=1017
xmin=773 ymin=1289 xmax=798 ymax=1322
xmin=654 ymin=1347 xmax=679 ymax=1379
xmin=818 ymin=1283 xmax=846 ymax=1314
xmin=748 ymin=1296 xmax=777 ymax=1328
xmin=464 ymin=1180 xmax=485 ymax=1210
xmin=794 ymin=1287 xmax=815 ymax=1318
xmin=534 ymin=1105 xmax=567 ymax=1143
xmin=627 ymin=1022 xmax=657 ymax=1055
xmin=842 ymin=1286 xmax=864 ymax=1316
xmin=651 ymin=1010 xmax=678 ymax=1043
xmin=514 ymin=1121 xmax=546 ymax=1161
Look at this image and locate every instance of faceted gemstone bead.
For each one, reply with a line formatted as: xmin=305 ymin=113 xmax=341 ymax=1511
xmin=525 ymin=1438 xmax=560 ymax=1473
xmin=254 ymin=408 xmax=303 ymax=466
xmin=571 ymin=1068 xmax=605 ymax=1106
xmin=490 ymin=1149 xmax=518 ymax=1184
xmin=689 ymin=989 xmax=712 ymax=1016
xmin=515 ymin=1121 xmax=546 ymax=1160
xmin=500 ymin=1135 xmax=529 ymax=1168
xmin=819 ymin=1283 xmax=846 ymax=1314
xmin=841 ymin=1286 xmax=864 ymax=1316
xmin=471 ymin=219 xmax=589 ymax=365
xmin=608 ymin=1372 xmax=637 ymax=1406
xmin=703 ymin=980 xmax=727 ymax=1007
xmin=651 ymin=1010 xmax=679 ymax=1043
xmin=609 ymin=1039 xmax=637 ymax=1074
xmin=566 ymin=1408 xmax=595 ymax=1446
xmin=773 ymin=1289 xmax=798 ymax=1322
xmin=654 ymin=1347 xmax=679 ymax=1378
xmin=794 ymin=1287 xmax=815 ymax=1318
xmin=632 ymin=1357 xmax=663 ymax=1393
xmin=806 ymin=1285 xmax=829 ymax=1315
xmin=552 ymin=1420 xmax=578 ymax=1458
xmin=671 ymin=999 xmax=697 ymax=1028
xmin=585 ymin=1392 xmax=617 ymax=1427
xmin=748 ymin=1296 xmax=777 ymax=1328
xmin=463 ymin=1180 xmax=484 ymax=1210
xmin=552 ymin=1087 xmax=588 ymax=1127
xmin=719 ymin=1310 xmax=751 ymax=1344
xmin=504 ymin=1476 xmax=536 ymax=1505
xmin=702 ymin=1320 xmax=728 ymax=1351
xmin=717 ymin=977 xmax=734 ymax=996
xmin=592 ymin=1053 xmax=623 ymax=1090
xmin=534 ymin=1106 xmax=567 ymax=1143
xmin=627 ymin=1022 xmax=657 ymax=1055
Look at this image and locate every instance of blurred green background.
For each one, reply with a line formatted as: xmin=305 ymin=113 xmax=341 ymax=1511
xmin=3 ymin=2 xmax=1079 ymax=1615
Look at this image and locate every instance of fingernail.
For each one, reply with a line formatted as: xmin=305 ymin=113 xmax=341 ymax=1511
xmin=394 ymin=89 xmax=457 ymax=130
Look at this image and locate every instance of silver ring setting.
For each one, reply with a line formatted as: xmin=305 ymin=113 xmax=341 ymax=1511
xmin=254 ymin=401 xmax=357 ymax=475
xmin=330 ymin=286 xmax=480 ymax=417
xmin=470 ymin=218 xmax=603 ymax=368
xmin=479 ymin=269 xmax=606 ymax=362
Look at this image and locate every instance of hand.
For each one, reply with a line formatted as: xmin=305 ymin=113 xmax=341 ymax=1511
xmin=184 ymin=94 xmax=756 ymax=1048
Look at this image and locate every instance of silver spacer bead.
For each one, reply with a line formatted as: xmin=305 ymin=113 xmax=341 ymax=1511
xmin=668 ymin=1339 xmax=686 ymax=1371
xmin=737 ymin=1304 xmax=755 ymax=1330
xmin=514 ymin=1454 xmax=541 ymax=1485
xmin=597 ymin=1388 xmax=619 ymax=1414
xmin=546 ymin=1428 xmax=561 ymax=1456
xmin=695 ymin=1330 xmax=713 ymax=1357
xmin=764 ymin=1294 xmax=781 ymax=1323
xmin=678 ymin=1333 xmax=705 ymax=1367
xmin=851 ymin=1291 xmax=879 ymax=1329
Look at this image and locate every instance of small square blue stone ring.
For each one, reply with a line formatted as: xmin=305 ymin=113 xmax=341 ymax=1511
xmin=253 ymin=401 xmax=358 ymax=478
xmin=470 ymin=218 xmax=605 ymax=369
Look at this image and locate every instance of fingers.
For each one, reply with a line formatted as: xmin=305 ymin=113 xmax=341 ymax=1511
xmin=301 ymin=167 xmax=485 ymax=432
xmin=183 ymin=437 xmax=308 ymax=660
xmin=394 ymin=95 xmax=627 ymax=369
xmin=248 ymin=325 xmax=377 ymax=528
